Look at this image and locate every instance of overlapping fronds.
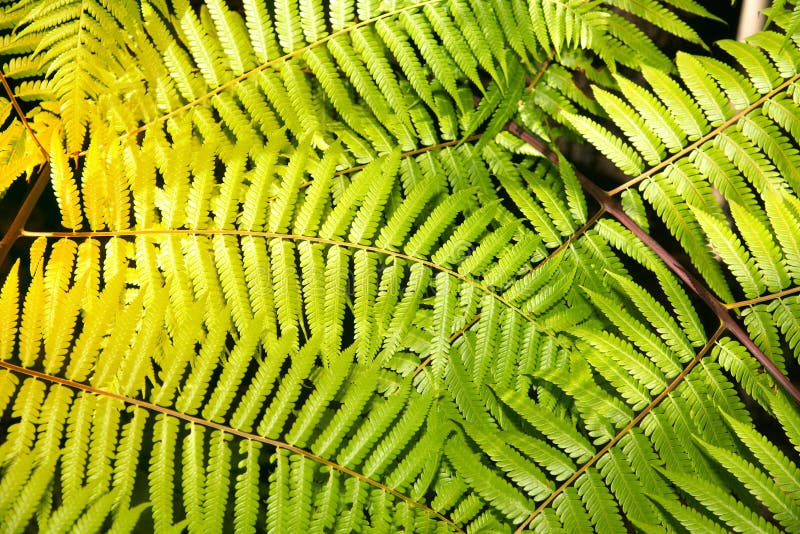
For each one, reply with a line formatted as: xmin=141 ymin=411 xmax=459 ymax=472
xmin=574 ymin=25 xmax=800 ymax=372
xmin=2 ymin=0 xmax=800 ymax=532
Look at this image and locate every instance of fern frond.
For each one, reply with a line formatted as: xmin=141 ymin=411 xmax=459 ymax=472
xmin=676 ymin=52 xmax=732 ymax=127
xmin=562 ymin=112 xmax=644 ymax=175
xmin=730 ymin=201 xmax=790 ymax=292
xmin=713 ymin=337 xmax=773 ymax=408
xmin=641 ymin=64 xmax=708 ymax=140
xmin=693 ymin=206 xmax=765 ymax=299
xmin=693 ymin=55 xmax=759 ymax=110
xmin=614 ymin=0 xmax=707 ymax=42
xmin=718 ymin=39 xmax=784 ymax=94
xmin=5 ymin=1 xmax=800 ymax=531
xmin=594 ymin=87 xmax=665 ymax=166
xmin=647 ymin=492 xmax=728 ymax=533
xmin=659 ymin=466 xmax=782 ymax=533
xmin=0 ymin=261 xmax=19 ymax=362
xmin=445 ymin=433 xmax=535 ymax=523
xmin=49 ymin=132 xmax=83 ymax=230
xmin=499 ymin=388 xmax=595 ymax=463
xmin=765 ymin=190 xmax=800 ymax=284
xmin=697 ymin=435 xmax=800 ymax=532
xmin=553 ymin=487 xmax=593 ymax=533
xmin=149 ymin=414 xmax=179 ymax=531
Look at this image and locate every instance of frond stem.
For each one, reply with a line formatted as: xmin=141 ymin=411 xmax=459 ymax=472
xmin=514 ymin=323 xmax=726 ymax=533
xmin=329 ymin=134 xmax=483 ymax=180
xmin=20 ymin=228 xmax=539 ymax=329
xmin=0 ymin=359 xmax=464 ymax=532
xmin=726 ymin=285 xmax=800 ymax=309
xmin=527 ymin=58 xmax=552 ymax=92
xmin=607 ymin=72 xmax=800 ymax=197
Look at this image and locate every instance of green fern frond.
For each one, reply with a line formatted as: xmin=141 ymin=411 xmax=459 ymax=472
xmin=693 ymin=206 xmax=765 ymax=299
xmin=5 ymin=0 xmax=800 ymax=531
xmin=562 ymin=112 xmax=644 ymax=175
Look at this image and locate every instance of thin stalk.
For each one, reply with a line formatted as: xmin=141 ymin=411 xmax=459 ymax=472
xmin=0 ymin=163 xmax=51 ymax=270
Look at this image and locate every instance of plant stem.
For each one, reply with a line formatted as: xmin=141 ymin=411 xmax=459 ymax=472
xmin=0 ymin=163 xmax=51 ymax=270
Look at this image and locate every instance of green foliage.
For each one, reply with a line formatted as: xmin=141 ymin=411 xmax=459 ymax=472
xmin=1 ymin=0 xmax=800 ymax=532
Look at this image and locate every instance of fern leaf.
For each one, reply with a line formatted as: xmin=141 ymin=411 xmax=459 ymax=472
xmin=112 ymin=409 xmax=147 ymax=511
xmin=274 ymin=0 xmax=305 ymax=53
xmin=766 ymin=192 xmax=800 ymax=284
xmin=598 ymin=447 xmax=661 ymax=526
xmin=642 ymin=64 xmax=708 ymax=140
xmin=694 ymin=55 xmax=759 ymax=110
xmin=0 ymin=261 xmax=20 ymax=363
xmin=713 ymin=337 xmax=772 ymax=408
xmin=697 ymin=436 xmax=800 ymax=532
xmin=746 ymin=302 xmax=787 ymax=376
xmin=285 ymin=345 xmax=353 ymax=447
xmin=266 ymin=449 xmax=290 ymax=533
xmin=49 ymin=132 xmax=83 ymax=230
xmin=308 ymin=469 xmax=340 ymax=532
xmin=769 ymin=296 xmax=800 ymax=356
xmin=642 ymin=176 xmax=733 ymax=301
xmin=86 ymin=396 xmax=120 ymax=496
xmin=659 ymin=467 xmax=782 ymax=534
xmin=723 ymin=411 xmax=800 ymax=504
xmin=348 ymin=149 xmax=400 ymax=244
xmin=179 ymin=6 xmax=225 ymax=88
xmin=336 ymin=379 xmax=410 ymax=468
xmin=447 ymin=343 xmax=494 ymax=428
xmin=2 ymin=452 xmax=59 ymax=533
xmin=554 ymin=487 xmax=594 ymax=533
xmin=375 ymin=18 xmax=436 ymax=111
xmin=621 ymin=189 xmax=650 ymax=233
xmin=446 ymin=433 xmax=534 ymax=523
xmin=257 ymin=336 xmax=319 ymax=438
xmin=322 ymin=246 xmax=349 ymax=361
xmin=563 ymin=111 xmax=644 ymax=175
xmin=594 ymin=86 xmax=665 ymax=166
xmin=204 ymin=431 xmax=232 ymax=532
xmin=229 ymin=333 xmax=293 ymax=432
xmin=393 ymin=419 xmax=448 ymax=500
xmin=772 ymin=392 xmax=800 ymax=457
xmin=729 ymin=201 xmax=790 ymax=292
xmin=676 ymin=52 xmax=732 ymax=127
xmin=269 ymin=239 xmax=301 ymax=333
xmin=349 ymin=26 xmax=413 ymax=124
xmin=583 ymin=286 xmax=682 ymax=377
xmin=149 ymin=414 xmax=179 ymax=532
xmin=719 ymin=39 xmax=783 ymax=94
xmin=468 ymin=422 xmax=555 ymax=502
xmin=610 ymin=0 xmax=703 ymax=43
xmin=648 ymin=492 xmax=729 ymax=533
xmin=181 ymin=423 xmax=207 ymax=532
xmin=576 ymin=467 xmax=627 ymax=534
xmin=362 ymin=389 xmax=432 ymax=478
xmin=404 ymin=188 xmax=476 ymax=257
xmin=692 ymin=207 xmax=765 ymax=299
xmin=499 ymin=388 xmax=594 ymax=463
xmin=311 ymin=365 xmax=378 ymax=458
xmin=234 ymin=440 xmax=261 ymax=534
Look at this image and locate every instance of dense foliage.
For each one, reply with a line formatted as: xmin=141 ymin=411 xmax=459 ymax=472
xmin=1 ymin=0 xmax=800 ymax=532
